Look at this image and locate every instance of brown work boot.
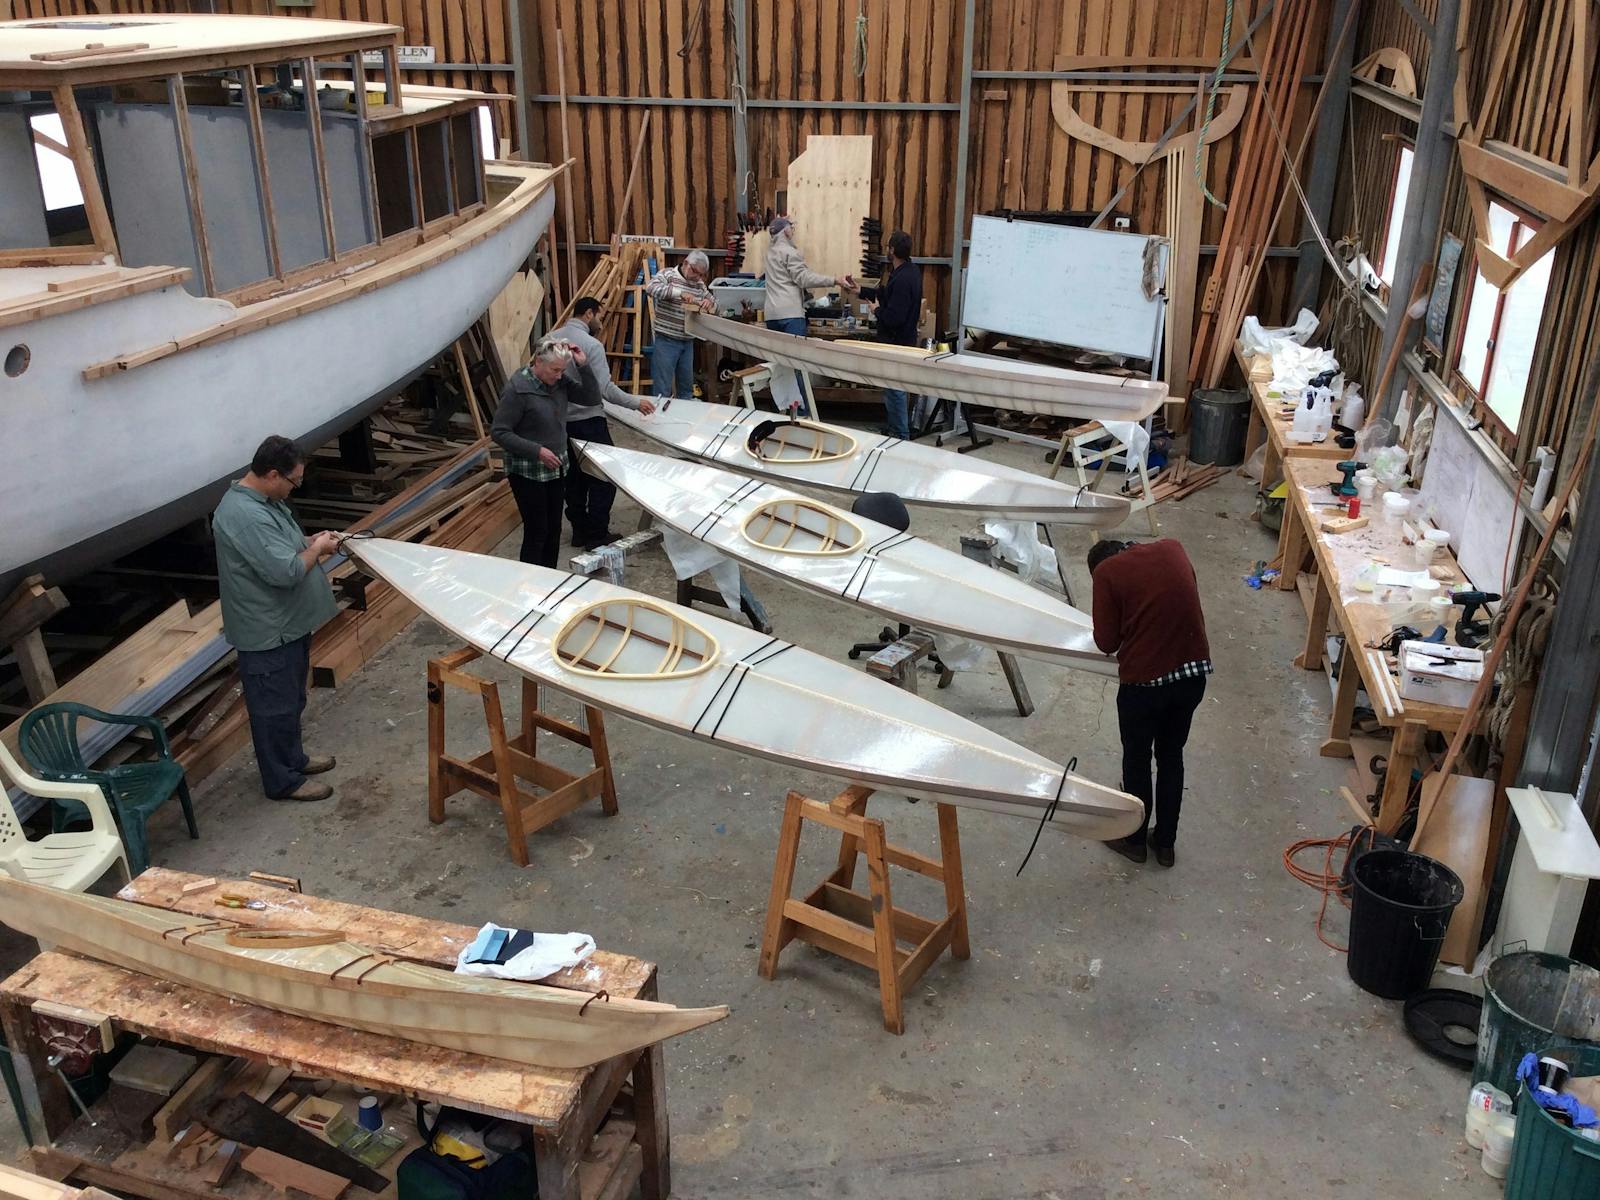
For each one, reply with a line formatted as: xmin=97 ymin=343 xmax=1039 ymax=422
xmin=276 ymin=780 xmax=332 ymax=802
xmin=302 ymin=754 xmax=336 ymax=775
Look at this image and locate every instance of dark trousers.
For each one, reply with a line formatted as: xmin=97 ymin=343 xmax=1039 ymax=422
xmin=238 ymin=635 xmax=312 ymax=799
xmin=564 ymin=415 xmax=616 ymax=544
xmin=508 ymin=472 xmax=565 ymax=567
xmin=1116 ymin=675 xmax=1206 ymax=848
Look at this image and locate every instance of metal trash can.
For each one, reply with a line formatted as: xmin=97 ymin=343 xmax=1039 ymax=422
xmin=1478 ymin=952 xmax=1600 ymax=1096
xmin=1188 ymin=388 xmax=1250 ymax=466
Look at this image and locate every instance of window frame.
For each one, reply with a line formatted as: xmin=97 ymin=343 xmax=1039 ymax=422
xmin=1375 ymin=138 xmax=1416 ymax=292
xmin=1450 ymin=197 xmax=1549 ymax=440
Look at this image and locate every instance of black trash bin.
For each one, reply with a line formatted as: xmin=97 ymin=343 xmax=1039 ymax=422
xmin=1189 ymin=388 xmax=1251 ymax=466
xmin=1347 ymin=849 xmax=1464 ymax=1000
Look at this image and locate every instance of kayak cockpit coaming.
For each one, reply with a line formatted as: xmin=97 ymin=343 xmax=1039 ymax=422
xmin=1 ymin=14 xmax=510 ymax=309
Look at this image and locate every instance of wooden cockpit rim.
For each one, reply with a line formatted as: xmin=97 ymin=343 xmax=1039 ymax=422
xmin=738 ymin=498 xmax=866 ymax=556
xmin=552 ymin=598 xmax=720 ymax=681
xmin=743 ymin=419 xmax=859 ymax=464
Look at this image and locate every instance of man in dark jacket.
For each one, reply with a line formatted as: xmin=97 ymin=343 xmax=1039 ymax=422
xmin=490 ymin=339 xmax=602 ymax=568
xmin=1088 ymin=538 xmax=1212 ymax=868
xmin=858 ymin=229 xmax=922 ymax=439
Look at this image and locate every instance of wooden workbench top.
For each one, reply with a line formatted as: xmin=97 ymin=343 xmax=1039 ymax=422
xmin=1234 ymin=342 xmax=1351 ymax=464
xmin=0 ymin=871 xmax=656 ymax=1127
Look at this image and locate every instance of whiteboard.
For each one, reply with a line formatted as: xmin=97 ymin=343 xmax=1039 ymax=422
xmin=962 ymin=216 xmax=1168 ymax=361
xmin=1417 ymin=406 xmax=1520 ymax=593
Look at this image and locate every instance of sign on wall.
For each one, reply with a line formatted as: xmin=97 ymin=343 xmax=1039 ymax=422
xmin=360 ymin=46 xmax=438 ymax=67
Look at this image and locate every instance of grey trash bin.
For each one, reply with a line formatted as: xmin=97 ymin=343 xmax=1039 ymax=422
xmin=1189 ymin=388 xmax=1251 ymax=466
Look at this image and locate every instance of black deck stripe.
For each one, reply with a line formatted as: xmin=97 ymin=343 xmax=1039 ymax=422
xmin=704 ymin=408 xmax=757 ymax=458
xmin=503 ymin=576 xmax=593 ymax=660
xmin=689 ymin=478 xmax=765 ymax=539
xmin=706 ymin=643 xmax=794 ymax=737
xmin=689 ymin=635 xmax=782 ymax=733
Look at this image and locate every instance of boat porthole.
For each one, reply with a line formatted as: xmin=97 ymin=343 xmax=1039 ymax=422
xmin=3 ymin=345 xmax=26 ymax=378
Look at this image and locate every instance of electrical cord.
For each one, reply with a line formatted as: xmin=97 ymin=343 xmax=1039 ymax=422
xmin=1283 ymin=823 xmax=1380 ymax=952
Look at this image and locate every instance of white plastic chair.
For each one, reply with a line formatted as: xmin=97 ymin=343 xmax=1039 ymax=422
xmin=0 ymin=740 xmax=130 ymax=891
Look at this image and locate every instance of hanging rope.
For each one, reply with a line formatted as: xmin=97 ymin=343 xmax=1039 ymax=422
xmin=678 ymin=0 xmax=709 ymax=59
xmin=1193 ymin=0 xmax=1234 ymax=207
xmin=851 ymin=1 xmax=869 ymax=79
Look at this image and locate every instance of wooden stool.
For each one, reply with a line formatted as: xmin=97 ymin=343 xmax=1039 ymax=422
xmin=757 ymin=784 xmax=970 ymax=1034
xmin=426 ymin=648 xmax=617 ymax=867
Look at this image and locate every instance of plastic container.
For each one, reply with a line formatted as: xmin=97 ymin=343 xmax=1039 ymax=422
xmin=1505 ymin=1042 xmax=1600 ymax=1199
xmin=1347 ymin=849 xmax=1464 ymax=999
xmin=1382 ymin=492 xmax=1412 ymax=529
xmin=1466 ymin=1082 xmax=1514 ymax=1148
xmin=1483 ymin=1113 xmax=1516 ymax=1179
xmin=1189 ymin=389 xmax=1251 ymax=466
xmin=1409 ymin=579 xmax=1441 ymax=624
xmin=1428 ymin=595 xmax=1453 ymax=626
xmin=1476 ymin=951 xmax=1600 ymax=1095
xmin=1356 ymin=471 xmax=1377 ymax=503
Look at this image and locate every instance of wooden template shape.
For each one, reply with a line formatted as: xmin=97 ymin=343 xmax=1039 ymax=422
xmin=1453 ymin=0 xmax=1600 ymax=287
xmin=1050 ymin=67 xmax=1248 ymax=164
xmin=553 ymin=600 xmax=719 ymax=680
xmin=739 ymin=499 xmax=866 ymax=556
xmin=1351 ymin=47 xmax=1419 ymax=96
xmin=239 ymin=1148 xmax=349 ymax=1200
xmin=782 ymin=135 xmax=873 ymax=284
xmin=0 ymin=876 xmax=727 ymax=1070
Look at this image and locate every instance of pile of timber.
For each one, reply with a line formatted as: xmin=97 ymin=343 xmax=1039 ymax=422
xmin=1142 ymin=457 xmax=1224 ymax=504
xmin=556 ymin=241 xmax=663 ymax=394
xmin=1188 ymin=0 xmax=1335 ymax=389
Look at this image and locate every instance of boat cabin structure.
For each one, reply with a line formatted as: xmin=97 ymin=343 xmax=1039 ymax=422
xmin=0 ymin=15 xmax=494 ymax=300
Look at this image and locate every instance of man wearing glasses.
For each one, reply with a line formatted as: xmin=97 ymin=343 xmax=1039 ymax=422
xmin=212 ymin=436 xmax=341 ymax=803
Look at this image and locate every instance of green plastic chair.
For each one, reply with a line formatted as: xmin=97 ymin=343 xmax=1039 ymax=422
xmin=18 ymin=702 xmax=198 ymax=877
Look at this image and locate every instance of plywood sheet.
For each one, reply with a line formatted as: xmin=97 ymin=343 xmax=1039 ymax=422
xmin=488 ymin=269 xmax=545 ymax=376
xmin=783 ymin=134 xmax=872 ymax=286
xmin=1412 ymin=774 xmax=1495 ymax=967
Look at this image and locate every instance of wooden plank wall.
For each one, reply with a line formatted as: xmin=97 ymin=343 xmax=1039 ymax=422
xmin=13 ymin=0 xmax=1323 ymax=328
xmin=1329 ymin=0 xmax=1600 ymax=471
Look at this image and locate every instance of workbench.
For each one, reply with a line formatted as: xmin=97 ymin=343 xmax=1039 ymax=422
xmin=1276 ymin=458 xmax=1478 ymax=831
xmin=0 ymin=870 xmax=672 ymax=1200
xmin=1235 ymin=343 xmax=1349 ymax=488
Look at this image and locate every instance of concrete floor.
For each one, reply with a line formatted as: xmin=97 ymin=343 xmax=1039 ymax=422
xmin=4 ymin=428 xmax=1500 ymax=1198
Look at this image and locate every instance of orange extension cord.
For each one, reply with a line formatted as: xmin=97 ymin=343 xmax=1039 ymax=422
xmin=1283 ymin=825 xmax=1381 ymax=953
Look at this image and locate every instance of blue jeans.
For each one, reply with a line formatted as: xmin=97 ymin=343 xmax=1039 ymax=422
xmin=652 ymin=334 xmax=695 ymax=398
xmin=238 ymin=635 xmax=312 ymax=799
xmin=883 ymin=389 xmax=910 ymax=440
xmin=765 ymin=317 xmax=810 ymax=400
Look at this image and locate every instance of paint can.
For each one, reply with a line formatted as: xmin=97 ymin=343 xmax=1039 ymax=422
xmin=1537 ymin=1055 xmax=1571 ymax=1094
xmin=1482 ymin=1114 xmax=1516 ymax=1179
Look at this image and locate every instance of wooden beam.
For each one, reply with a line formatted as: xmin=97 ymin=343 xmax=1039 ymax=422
xmin=49 ymin=84 xmax=117 ymax=258
xmin=240 ymin=67 xmax=283 ymax=281
xmin=169 ymin=75 xmax=215 ymax=296
xmin=300 ymin=57 xmax=339 ymax=261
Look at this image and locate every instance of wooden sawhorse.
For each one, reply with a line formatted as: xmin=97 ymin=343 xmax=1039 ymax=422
xmin=426 ymin=647 xmax=617 ymax=866
xmin=758 ymin=784 xmax=970 ymax=1034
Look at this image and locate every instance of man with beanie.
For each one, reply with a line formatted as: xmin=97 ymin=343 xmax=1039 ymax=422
xmin=1087 ymin=538 xmax=1211 ymax=867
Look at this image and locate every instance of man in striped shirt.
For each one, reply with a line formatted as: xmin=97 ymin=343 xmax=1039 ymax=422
xmin=645 ymin=249 xmax=714 ymax=399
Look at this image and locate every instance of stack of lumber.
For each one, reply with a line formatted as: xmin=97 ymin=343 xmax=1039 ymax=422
xmin=1143 ymin=457 xmax=1224 ymax=504
xmin=1188 ymin=0 xmax=1332 ymax=390
xmin=0 ymin=574 xmax=68 ymax=704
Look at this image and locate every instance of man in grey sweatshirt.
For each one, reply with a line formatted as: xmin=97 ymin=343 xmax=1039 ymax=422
xmin=490 ymin=339 xmax=603 ymax=568
xmin=556 ymin=298 xmax=656 ymax=548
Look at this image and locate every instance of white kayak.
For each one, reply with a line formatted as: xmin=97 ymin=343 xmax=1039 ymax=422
xmin=577 ymin=441 xmax=1117 ymax=677
xmin=687 ymin=313 xmax=1168 ymax=421
xmin=608 ymin=398 xmax=1129 ymax=527
xmin=346 ymin=539 xmax=1141 ymax=839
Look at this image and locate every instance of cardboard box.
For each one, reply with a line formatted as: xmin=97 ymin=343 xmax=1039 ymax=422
xmin=1397 ymin=641 xmax=1485 ymax=709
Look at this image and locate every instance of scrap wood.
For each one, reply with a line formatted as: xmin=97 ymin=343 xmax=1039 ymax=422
xmin=240 ymin=1148 xmax=348 ymax=1200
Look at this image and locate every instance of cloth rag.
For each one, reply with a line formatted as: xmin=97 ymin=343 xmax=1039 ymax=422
xmin=660 ymin=526 xmax=744 ymax=613
xmin=983 ymin=519 xmax=1058 ymax=586
xmin=455 ymin=923 xmax=596 ymax=981
xmin=1517 ymin=1053 xmax=1599 ymax=1128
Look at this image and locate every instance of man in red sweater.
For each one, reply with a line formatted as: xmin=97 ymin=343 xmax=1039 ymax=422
xmin=1088 ymin=538 xmax=1212 ymax=867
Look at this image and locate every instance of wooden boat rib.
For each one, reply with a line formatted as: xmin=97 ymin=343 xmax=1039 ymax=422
xmin=554 ymin=599 xmax=719 ymax=680
xmin=578 ymin=442 xmax=1118 ymax=677
xmin=0 ymin=876 xmax=726 ymax=1070
xmin=686 ymin=312 xmax=1168 ymax=421
xmin=609 ymin=399 xmax=1130 ymax=526
xmin=346 ymin=538 xmax=1141 ymax=839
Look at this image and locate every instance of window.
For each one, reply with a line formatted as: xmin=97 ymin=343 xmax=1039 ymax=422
xmin=29 ymin=114 xmax=84 ymax=212
xmin=1453 ymin=201 xmax=1554 ymax=435
xmin=1378 ymin=145 xmax=1414 ymax=287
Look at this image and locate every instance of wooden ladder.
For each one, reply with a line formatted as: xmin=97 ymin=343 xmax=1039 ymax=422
xmin=757 ymin=784 xmax=969 ymax=1034
xmin=425 ymin=648 xmax=617 ymax=867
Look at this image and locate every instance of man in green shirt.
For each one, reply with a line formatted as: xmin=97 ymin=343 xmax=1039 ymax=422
xmin=212 ymin=436 xmax=341 ymax=802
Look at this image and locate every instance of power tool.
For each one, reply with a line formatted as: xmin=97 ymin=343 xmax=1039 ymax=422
xmin=1450 ymin=589 xmax=1500 ymax=649
xmin=1329 ymin=460 xmax=1366 ymax=497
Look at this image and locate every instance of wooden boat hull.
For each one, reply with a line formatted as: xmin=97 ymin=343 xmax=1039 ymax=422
xmin=577 ymin=442 xmax=1117 ymax=677
xmin=687 ymin=313 xmax=1168 ymax=420
xmin=0 ymin=165 xmax=557 ymax=593
xmin=609 ymin=399 xmax=1130 ymax=526
xmin=0 ymin=876 xmax=724 ymax=1070
xmin=346 ymin=538 xmax=1142 ymax=839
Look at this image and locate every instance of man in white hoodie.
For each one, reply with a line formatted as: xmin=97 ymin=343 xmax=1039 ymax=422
xmin=556 ymin=297 xmax=656 ymax=548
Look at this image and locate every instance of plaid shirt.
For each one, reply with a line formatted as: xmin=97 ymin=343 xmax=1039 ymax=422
xmin=1136 ymin=659 xmax=1214 ymax=687
xmin=503 ymin=448 xmax=567 ymax=483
